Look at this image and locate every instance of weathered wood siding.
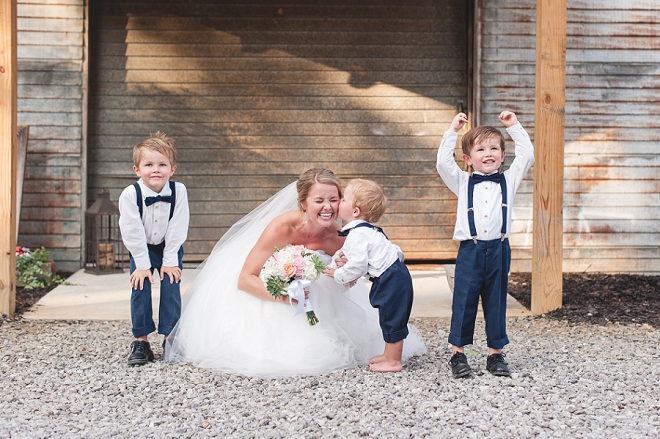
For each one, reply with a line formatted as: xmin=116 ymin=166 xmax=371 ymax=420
xmin=481 ymin=0 xmax=660 ymax=274
xmin=17 ymin=0 xmax=85 ymax=272
xmin=87 ymin=0 xmax=470 ymax=262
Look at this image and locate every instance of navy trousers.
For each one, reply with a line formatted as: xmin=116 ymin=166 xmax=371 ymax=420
xmin=449 ymin=238 xmax=511 ymax=349
xmin=369 ymin=259 xmax=413 ymax=343
xmin=129 ymin=242 xmax=183 ymax=338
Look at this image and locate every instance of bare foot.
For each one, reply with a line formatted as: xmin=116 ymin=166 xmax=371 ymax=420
xmin=369 ymin=354 xmax=387 ymax=365
xmin=369 ymin=361 xmax=403 ymax=373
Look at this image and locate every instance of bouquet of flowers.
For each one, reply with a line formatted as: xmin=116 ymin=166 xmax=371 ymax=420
xmin=260 ymin=244 xmax=325 ymax=325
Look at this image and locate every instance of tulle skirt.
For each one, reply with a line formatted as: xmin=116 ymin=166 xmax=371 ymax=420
xmin=165 ymin=182 xmax=426 ymax=378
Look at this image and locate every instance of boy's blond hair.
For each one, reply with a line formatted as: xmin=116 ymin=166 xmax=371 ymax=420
xmin=133 ymin=132 xmax=177 ymax=167
xmin=348 ymin=179 xmax=388 ymax=223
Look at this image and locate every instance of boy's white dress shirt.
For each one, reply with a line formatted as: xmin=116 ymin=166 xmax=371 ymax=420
xmin=333 ymin=219 xmax=404 ymax=285
xmin=118 ymin=179 xmax=189 ymax=271
xmin=436 ymin=123 xmax=535 ymax=242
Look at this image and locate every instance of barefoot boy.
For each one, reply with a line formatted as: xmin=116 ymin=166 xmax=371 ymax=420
xmin=324 ymin=179 xmax=413 ymax=373
xmin=436 ymin=111 xmax=534 ymax=378
xmin=118 ymin=132 xmax=189 ymax=366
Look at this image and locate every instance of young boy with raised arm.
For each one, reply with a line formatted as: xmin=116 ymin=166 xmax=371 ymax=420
xmin=436 ymin=111 xmax=534 ymax=378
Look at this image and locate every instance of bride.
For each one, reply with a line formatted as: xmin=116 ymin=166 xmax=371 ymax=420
xmin=165 ymin=168 xmax=426 ymax=378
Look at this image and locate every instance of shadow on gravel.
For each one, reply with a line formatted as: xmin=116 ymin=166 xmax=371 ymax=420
xmin=508 ymin=273 xmax=660 ymax=328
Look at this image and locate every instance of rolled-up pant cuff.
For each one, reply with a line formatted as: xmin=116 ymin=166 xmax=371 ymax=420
xmin=384 ymin=326 xmax=409 ymax=343
xmin=132 ymin=323 xmax=156 ymax=339
xmin=486 ymin=336 xmax=509 ymax=350
xmin=158 ymin=324 xmax=175 ymax=336
xmin=448 ymin=334 xmax=474 ymax=347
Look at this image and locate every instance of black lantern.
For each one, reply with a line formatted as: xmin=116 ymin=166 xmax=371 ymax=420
xmin=85 ymin=189 xmax=125 ymax=274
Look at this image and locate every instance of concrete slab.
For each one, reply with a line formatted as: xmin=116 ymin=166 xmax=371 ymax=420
xmin=23 ymin=265 xmax=530 ymax=321
xmin=23 ymin=269 xmax=198 ymax=321
xmin=406 ymin=267 xmax=531 ymax=318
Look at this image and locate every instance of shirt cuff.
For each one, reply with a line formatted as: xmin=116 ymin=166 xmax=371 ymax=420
xmin=162 ymin=251 xmax=180 ymax=267
xmin=133 ymin=254 xmax=152 ymax=271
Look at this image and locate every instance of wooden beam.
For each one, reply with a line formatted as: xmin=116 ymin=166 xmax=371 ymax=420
xmin=0 ymin=0 xmax=17 ymax=317
xmin=532 ymin=0 xmax=566 ymax=315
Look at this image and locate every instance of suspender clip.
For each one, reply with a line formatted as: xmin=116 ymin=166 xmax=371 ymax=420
xmin=472 ymin=237 xmax=478 ymax=244
xmin=501 ymin=233 xmax=506 ymax=241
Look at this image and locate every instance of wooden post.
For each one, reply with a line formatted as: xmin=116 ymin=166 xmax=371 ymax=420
xmin=532 ymin=0 xmax=566 ymax=315
xmin=0 ymin=0 xmax=17 ymax=317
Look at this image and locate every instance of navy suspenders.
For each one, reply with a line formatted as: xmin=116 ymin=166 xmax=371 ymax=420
xmin=133 ymin=181 xmax=176 ymax=221
xmin=467 ymin=174 xmax=508 ymax=244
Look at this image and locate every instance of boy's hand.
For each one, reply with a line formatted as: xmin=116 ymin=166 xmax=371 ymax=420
xmin=499 ymin=111 xmax=518 ymax=127
xmin=449 ymin=112 xmax=468 ymax=132
xmin=130 ymin=269 xmax=154 ymax=290
xmin=324 ymin=267 xmax=359 ymax=288
xmin=334 ymin=251 xmax=347 ymax=267
xmin=161 ymin=266 xmax=182 ymax=284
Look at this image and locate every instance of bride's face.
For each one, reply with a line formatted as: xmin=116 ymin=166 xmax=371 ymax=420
xmin=301 ymin=183 xmax=340 ymax=227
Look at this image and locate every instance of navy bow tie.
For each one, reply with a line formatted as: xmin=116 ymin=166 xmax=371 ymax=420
xmin=338 ymin=225 xmax=386 ymax=237
xmin=145 ymin=195 xmax=173 ymax=206
xmin=471 ymin=172 xmax=501 ymax=184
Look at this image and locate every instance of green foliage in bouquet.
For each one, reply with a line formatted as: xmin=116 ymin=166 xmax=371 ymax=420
xmin=308 ymin=253 xmax=325 ymax=276
xmin=16 ymin=247 xmax=68 ymax=291
xmin=266 ymin=276 xmax=289 ymax=299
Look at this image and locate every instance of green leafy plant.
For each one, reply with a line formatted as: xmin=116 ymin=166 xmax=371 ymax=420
xmin=15 ymin=246 xmax=68 ymax=291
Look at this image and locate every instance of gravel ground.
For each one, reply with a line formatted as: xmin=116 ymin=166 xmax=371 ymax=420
xmin=1 ymin=316 xmax=659 ymax=439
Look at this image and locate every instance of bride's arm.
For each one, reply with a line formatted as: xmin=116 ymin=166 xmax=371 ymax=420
xmin=237 ymin=215 xmax=293 ymax=302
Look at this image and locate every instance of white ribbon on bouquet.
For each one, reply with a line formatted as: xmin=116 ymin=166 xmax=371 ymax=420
xmin=286 ymin=279 xmax=314 ymax=317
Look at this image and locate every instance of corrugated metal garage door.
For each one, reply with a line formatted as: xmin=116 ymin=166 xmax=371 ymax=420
xmin=88 ymin=0 xmax=469 ymax=261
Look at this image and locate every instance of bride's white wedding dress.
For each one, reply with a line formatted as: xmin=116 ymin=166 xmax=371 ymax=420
xmin=165 ymin=182 xmax=426 ymax=378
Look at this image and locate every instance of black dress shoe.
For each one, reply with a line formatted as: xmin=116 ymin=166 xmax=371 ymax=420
xmin=486 ymin=353 xmax=511 ymax=377
xmin=449 ymin=352 xmax=472 ymax=378
xmin=128 ymin=340 xmax=154 ymax=366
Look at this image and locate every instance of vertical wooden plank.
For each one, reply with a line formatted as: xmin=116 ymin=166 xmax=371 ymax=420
xmin=80 ymin=0 xmax=89 ymax=266
xmin=0 ymin=0 xmax=17 ymax=317
xmin=471 ymin=0 xmax=482 ymax=128
xmin=532 ymin=0 xmax=566 ymax=315
xmin=15 ymin=125 xmax=28 ymax=241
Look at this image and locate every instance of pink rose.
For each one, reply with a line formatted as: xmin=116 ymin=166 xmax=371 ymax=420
xmin=282 ymin=262 xmax=296 ymax=278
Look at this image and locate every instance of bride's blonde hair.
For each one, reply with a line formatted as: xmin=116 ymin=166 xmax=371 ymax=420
xmin=296 ymin=168 xmax=342 ymax=210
